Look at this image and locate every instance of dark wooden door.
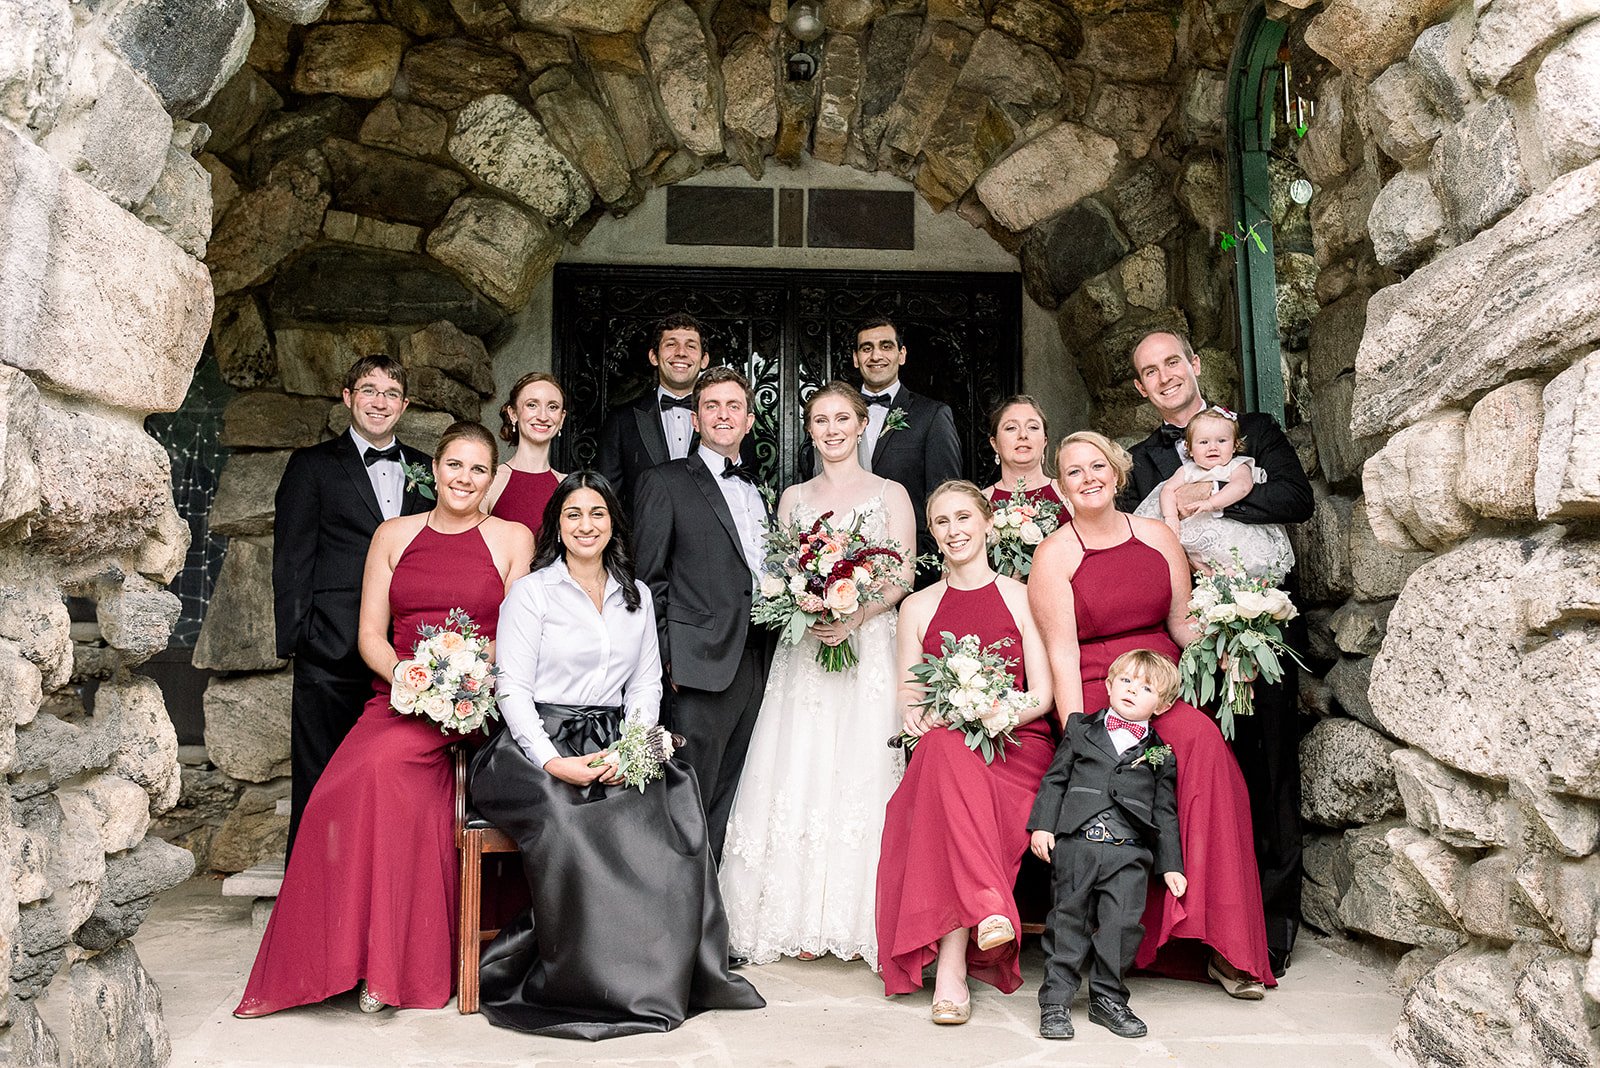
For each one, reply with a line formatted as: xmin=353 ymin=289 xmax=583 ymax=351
xmin=551 ymin=264 xmax=1022 ymax=490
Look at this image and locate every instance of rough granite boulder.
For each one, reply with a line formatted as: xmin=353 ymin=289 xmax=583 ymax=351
xmin=1352 ymin=160 xmax=1600 ymax=437
xmin=30 ymin=402 xmax=174 ymax=559
xmin=208 ymin=451 xmax=291 ymax=537
xmin=192 ymin=537 xmax=283 ymax=672
xmin=1362 ymin=411 xmax=1476 ymax=552
xmin=448 ymin=94 xmax=591 ymax=227
xmin=292 ymin=23 xmax=405 ymax=99
xmin=104 ymin=0 xmax=254 ymax=115
xmin=1458 ymin=378 xmax=1544 ymax=521
xmin=0 ymin=0 xmax=72 ymax=136
xmin=1392 ymin=748 xmax=1506 ymax=850
xmin=975 ymin=122 xmax=1120 ymax=232
xmin=41 ymin=47 xmax=171 ymax=209
xmin=68 ymin=941 xmax=173 ymax=1068
xmin=1534 ymin=20 xmax=1600 ymax=177
xmin=1535 ymin=351 xmax=1600 ymax=521
xmin=1303 ymin=0 xmax=1457 ymax=78
xmin=425 ymin=193 xmax=561 ymax=311
xmin=643 ymin=0 xmax=723 ymax=158
xmin=1300 ymin=717 xmax=1404 ymax=827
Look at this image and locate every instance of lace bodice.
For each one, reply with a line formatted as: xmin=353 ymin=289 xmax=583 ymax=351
xmin=790 ymin=482 xmax=892 ymax=544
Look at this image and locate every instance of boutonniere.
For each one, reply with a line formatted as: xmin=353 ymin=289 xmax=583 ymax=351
xmin=758 ymin=482 xmax=777 ymax=513
xmin=400 ymin=459 xmax=436 ymax=500
xmin=1132 ymin=743 xmax=1172 ymax=768
xmin=882 ymin=408 xmax=910 ymax=436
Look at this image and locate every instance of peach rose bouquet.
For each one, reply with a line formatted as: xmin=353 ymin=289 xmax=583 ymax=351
xmin=751 ymin=509 xmax=912 ymax=672
xmin=390 ymin=607 xmax=500 ymax=734
xmin=1180 ymin=559 xmax=1305 ymax=740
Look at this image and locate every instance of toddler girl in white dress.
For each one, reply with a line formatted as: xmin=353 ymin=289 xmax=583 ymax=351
xmin=1137 ymin=407 xmax=1294 ymax=582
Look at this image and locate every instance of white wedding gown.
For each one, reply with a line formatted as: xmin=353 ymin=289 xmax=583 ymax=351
xmin=720 ymin=490 xmax=904 ymax=970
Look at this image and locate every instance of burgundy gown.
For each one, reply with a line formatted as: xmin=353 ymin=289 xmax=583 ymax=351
xmin=490 ymin=468 xmax=558 ymax=543
xmin=989 ymin=481 xmax=1063 ymax=507
xmin=1066 ymin=519 xmax=1275 ymax=987
xmin=235 ymin=523 xmax=505 ymax=1015
xmin=876 ymin=580 xmax=1055 ymax=995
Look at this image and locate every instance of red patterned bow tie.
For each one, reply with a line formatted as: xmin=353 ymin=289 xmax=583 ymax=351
xmin=1106 ymin=714 xmax=1147 ymax=740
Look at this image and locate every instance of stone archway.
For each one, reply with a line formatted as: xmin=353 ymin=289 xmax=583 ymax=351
xmin=6 ymin=0 xmax=1600 ymax=1063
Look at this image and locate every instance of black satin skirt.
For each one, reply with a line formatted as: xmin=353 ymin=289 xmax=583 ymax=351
xmin=468 ymin=703 xmax=765 ymax=1040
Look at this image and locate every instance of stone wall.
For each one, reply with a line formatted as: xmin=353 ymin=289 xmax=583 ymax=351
xmin=185 ymin=0 xmax=1253 ymax=878
xmin=1284 ymin=1 xmax=1600 ymax=1064
xmin=0 ymin=0 xmax=232 ymax=1059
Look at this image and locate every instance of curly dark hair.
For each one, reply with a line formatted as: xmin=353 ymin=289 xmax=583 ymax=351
xmin=531 ymin=471 xmax=642 ymax=612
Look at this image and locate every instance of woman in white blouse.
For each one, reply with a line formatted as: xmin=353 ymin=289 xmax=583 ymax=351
xmin=467 ymin=471 xmax=764 ymax=1039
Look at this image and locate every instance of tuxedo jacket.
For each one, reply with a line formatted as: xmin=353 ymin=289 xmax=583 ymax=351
xmin=1029 ymin=709 xmax=1183 ymax=876
xmin=596 ymin=389 xmax=756 ymax=516
xmin=799 ymin=385 xmax=962 ymax=559
xmin=272 ymin=433 xmax=432 ymax=671
xmin=631 ymin=452 xmax=769 ymax=693
xmin=1117 ymin=411 xmax=1313 ymax=527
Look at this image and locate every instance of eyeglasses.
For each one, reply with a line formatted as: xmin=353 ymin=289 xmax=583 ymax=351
xmin=353 ymin=386 xmax=404 ymax=402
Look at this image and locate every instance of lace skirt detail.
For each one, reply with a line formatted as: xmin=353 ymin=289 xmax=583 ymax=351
xmin=720 ymin=613 xmax=903 ymax=970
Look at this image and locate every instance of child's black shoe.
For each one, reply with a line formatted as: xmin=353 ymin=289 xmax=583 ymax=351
xmin=1039 ymin=1004 xmax=1073 ymax=1039
xmin=1088 ymin=994 xmax=1147 ymax=1038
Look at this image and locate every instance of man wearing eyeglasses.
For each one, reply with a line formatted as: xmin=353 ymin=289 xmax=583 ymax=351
xmin=272 ymin=355 xmax=433 ymax=860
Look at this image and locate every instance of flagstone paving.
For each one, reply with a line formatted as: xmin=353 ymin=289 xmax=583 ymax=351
xmin=135 ymin=878 xmax=1403 ymax=1067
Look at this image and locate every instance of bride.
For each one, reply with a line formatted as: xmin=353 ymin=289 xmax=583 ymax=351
xmin=720 ymin=381 xmax=916 ymax=969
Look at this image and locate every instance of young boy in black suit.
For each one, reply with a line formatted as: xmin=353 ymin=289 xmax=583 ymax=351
xmin=1028 ymin=649 xmax=1187 ymax=1040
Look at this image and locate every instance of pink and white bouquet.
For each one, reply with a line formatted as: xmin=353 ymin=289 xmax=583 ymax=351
xmin=896 ymin=632 xmax=1037 ymax=764
xmin=987 ymin=480 xmax=1064 ymax=580
xmin=751 ymin=509 xmax=911 ymax=672
xmin=390 ymin=607 xmax=500 ymax=734
xmin=1179 ymin=563 xmax=1306 ymax=740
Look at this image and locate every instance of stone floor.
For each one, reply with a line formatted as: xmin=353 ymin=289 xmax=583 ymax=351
xmin=137 ymin=878 xmax=1404 ymax=1068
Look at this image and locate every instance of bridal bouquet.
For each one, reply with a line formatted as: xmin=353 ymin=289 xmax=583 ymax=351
xmin=589 ymin=721 xmax=680 ymax=793
xmin=987 ymin=480 xmax=1063 ymax=579
xmin=896 ymin=632 xmax=1037 ymax=764
xmin=390 ymin=607 xmax=500 ymax=734
xmin=1179 ymin=564 xmax=1306 ymax=740
xmin=751 ymin=509 xmax=910 ymax=672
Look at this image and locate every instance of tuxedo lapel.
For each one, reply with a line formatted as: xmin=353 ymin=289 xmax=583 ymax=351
xmin=1085 ymin=709 xmax=1122 ymax=762
xmin=687 ymin=454 xmax=743 ymax=556
xmin=335 ymin=434 xmax=385 ymax=525
xmin=871 ymin=387 xmax=915 ymax=468
xmin=634 ymin=392 xmax=670 ymax=466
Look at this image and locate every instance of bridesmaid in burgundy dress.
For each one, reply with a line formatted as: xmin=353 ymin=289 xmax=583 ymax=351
xmin=1029 ymin=431 xmax=1274 ymax=999
xmin=235 ymin=423 xmax=533 ymax=1017
xmin=983 ymin=395 xmax=1063 ymax=509
xmin=485 ymin=372 xmax=564 ymax=545
xmin=877 ymin=481 xmax=1055 ymax=1024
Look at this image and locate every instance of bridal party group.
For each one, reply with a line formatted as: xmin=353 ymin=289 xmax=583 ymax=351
xmin=236 ymin=311 xmax=1314 ymax=1043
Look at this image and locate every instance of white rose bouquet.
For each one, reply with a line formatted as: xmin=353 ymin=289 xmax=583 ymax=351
xmin=751 ymin=509 xmax=915 ymax=672
xmin=588 ymin=720 xmax=681 ymax=793
xmin=987 ymin=480 xmax=1063 ymax=580
xmin=1179 ymin=561 xmax=1306 ymax=740
xmin=389 ymin=607 xmax=500 ymax=735
xmin=895 ymin=631 xmax=1038 ymax=764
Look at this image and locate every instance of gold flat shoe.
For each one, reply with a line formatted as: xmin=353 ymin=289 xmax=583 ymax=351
xmin=974 ymin=914 xmax=1015 ymax=951
xmin=931 ymin=998 xmax=972 ymax=1025
xmin=1207 ymin=959 xmax=1266 ymax=1000
xmin=357 ymin=980 xmax=387 ymax=1014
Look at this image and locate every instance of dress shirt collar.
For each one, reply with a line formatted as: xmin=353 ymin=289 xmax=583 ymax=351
xmin=696 ymin=442 xmax=746 ymax=477
xmin=349 ymin=426 xmax=399 ymax=458
xmin=862 ymin=382 xmax=901 ymax=406
xmin=657 ymin=384 xmax=693 ymax=404
xmin=542 ymin=555 xmax=621 ymax=605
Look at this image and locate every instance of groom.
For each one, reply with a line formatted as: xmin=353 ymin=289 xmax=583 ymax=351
xmin=632 ymin=366 xmax=771 ymax=865
xmin=1117 ymin=329 xmax=1313 ymax=976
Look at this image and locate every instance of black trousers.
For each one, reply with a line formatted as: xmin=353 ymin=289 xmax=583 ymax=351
xmin=667 ymin=643 xmax=769 ymax=863
xmin=286 ymin=655 xmax=370 ymax=862
xmin=1039 ymin=837 xmax=1152 ymax=1007
xmin=1228 ymin=664 xmax=1303 ymax=963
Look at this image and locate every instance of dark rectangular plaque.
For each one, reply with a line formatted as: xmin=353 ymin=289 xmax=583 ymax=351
xmin=778 ymin=188 xmax=804 ymax=247
xmin=665 ymin=186 xmax=774 ymax=246
xmin=806 ymin=188 xmax=915 ymax=249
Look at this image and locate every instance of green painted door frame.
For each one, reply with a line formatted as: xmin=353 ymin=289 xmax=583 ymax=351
xmin=1225 ymin=3 xmax=1287 ymax=421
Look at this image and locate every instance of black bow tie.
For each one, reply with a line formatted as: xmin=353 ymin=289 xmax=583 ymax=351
xmin=364 ymin=444 xmax=402 ymax=466
xmin=863 ymin=393 xmax=893 ymax=408
xmin=1157 ymin=423 xmax=1185 ymax=446
xmin=722 ymin=458 xmax=757 ymax=485
xmin=659 ymin=393 xmax=693 ymax=412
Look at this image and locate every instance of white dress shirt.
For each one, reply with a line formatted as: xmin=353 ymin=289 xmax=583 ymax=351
xmin=495 ymin=558 xmax=664 ymax=769
xmin=658 ymin=386 xmax=694 ymax=460
xmin=697 ymin=444 xmax=765 ymax=579
xmin=1106 ymin=719 xmax=1145 ymax=755
xmin=860 ymin=381 xmax=902 ymax=466
xmin=351 ymin=428 xmax=404 ymax=520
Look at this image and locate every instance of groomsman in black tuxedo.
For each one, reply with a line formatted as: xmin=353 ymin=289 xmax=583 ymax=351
xmin=596 ymin=311 xmax=709 ymax=513
xmin=1116 ymin=330 xmax=1313 ymax=976
xmin=272 ymin=355 xmax=432 ymax=860
xmin=802 ymin=316 xmax=962 ymax=584
xmin=632 ymin=366 xmax=771 ymax=866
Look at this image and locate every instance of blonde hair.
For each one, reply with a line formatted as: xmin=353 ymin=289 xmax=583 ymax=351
xmin=1107 ymin=649 xmax=1182 ymax=708
xmin=1057 ymin=430 xmax=1133 ymax=492
xmin=925 ymin=479 xmax=993 ymax=527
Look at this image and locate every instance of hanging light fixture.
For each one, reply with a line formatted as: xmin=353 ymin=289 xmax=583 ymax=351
xmin=785 ymin=1 xmax=825 ymax=43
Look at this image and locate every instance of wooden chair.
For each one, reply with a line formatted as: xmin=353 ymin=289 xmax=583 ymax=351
xmin=454 ymin=747 xmax=518 ymax=1015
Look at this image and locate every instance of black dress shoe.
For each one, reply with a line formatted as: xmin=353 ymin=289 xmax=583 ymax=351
xmin=1039 ymin=1004 xmax=1073 ymax=1039
xmin=1269 ymin=949 xmax=1292 ymax=978
xmin=1088 ymin=994 xmax=1147 ymax=1038
xmin=727 ymin=953 xmax=749 ymax=970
